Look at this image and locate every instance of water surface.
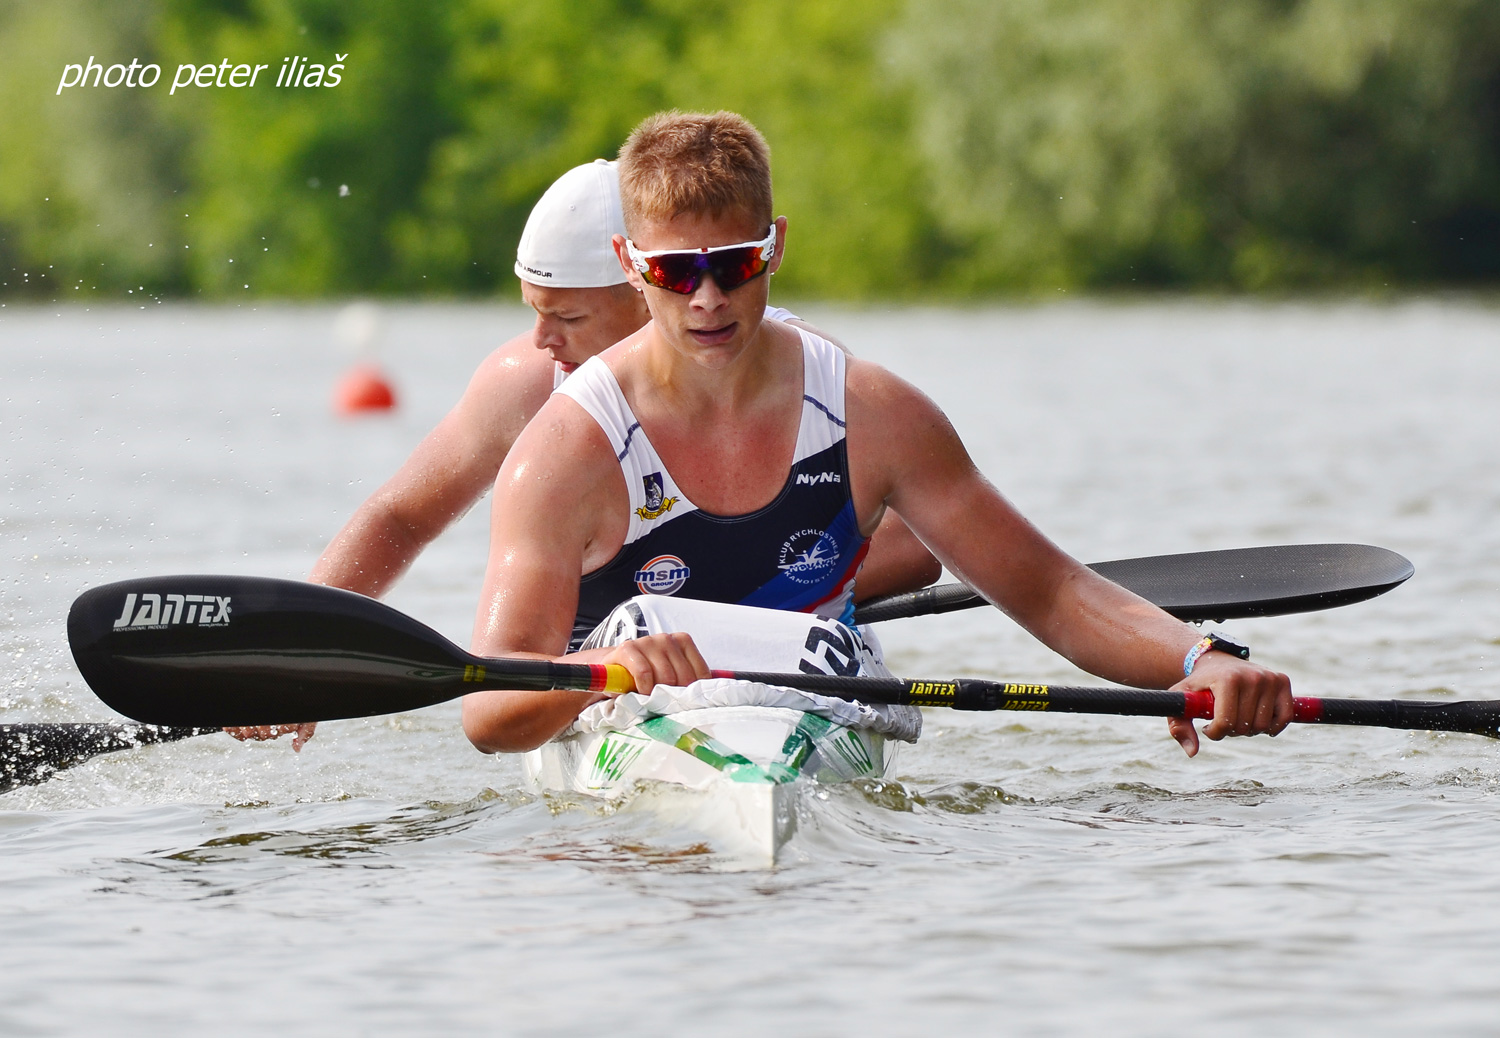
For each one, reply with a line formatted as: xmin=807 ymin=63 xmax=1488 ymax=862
xmin=2 ymin=300 xmax=1498 ymax=1034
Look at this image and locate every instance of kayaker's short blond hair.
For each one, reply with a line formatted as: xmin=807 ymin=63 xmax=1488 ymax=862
xmin=617 ymin=111 xmax=772 ymax=235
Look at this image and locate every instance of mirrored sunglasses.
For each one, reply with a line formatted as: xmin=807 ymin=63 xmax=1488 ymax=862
xmin=625 ymin=226 xmax=776 ymax=295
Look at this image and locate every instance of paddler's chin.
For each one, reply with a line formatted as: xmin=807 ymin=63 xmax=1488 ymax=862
xmin=662 ymin=319 xmax=763 ymax=370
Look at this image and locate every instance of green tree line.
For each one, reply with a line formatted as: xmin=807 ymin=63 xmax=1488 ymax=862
xmin=3 ymin=0 xmax=1498 ymax=300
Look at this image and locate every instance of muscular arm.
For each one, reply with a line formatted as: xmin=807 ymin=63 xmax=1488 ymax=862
xmin=227 ymin=336 xmax=552 ymax=750
xmin=461 ymin=398 xmax=708 ymax=753
xmin=864 ymin=379 xmax=1192 ymax=688
xmin=846 ymin=360 xmax=1291 ymax=751
xmin=460 ymin=400 xmax=609 ymax=752
xmin=855 ymin=511 xmax=944 ymax=600
xmin=309 ymin=335 xmax=553 ymax=597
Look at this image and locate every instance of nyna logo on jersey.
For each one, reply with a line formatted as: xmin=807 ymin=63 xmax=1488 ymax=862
xmin=795 ymin=471 xmax=841 ymax=486
xmin=634 ymin=555 xmax=690 ymax=596
xmin=112 ymin=592 xmax=231 ymax=629
xmin=778 ymin=528 xmax=841 ymax=586
xmin=634 ymin=471 xmax=678 ymax=521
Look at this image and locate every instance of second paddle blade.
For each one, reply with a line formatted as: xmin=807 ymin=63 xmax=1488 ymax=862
xmin=1089 ymin=543 xmax=1415 ymax=621
xmin=852 ymin=542 xmax=1415 ymax=624
xmin=67 ymin=576 xmax=486 ymax=727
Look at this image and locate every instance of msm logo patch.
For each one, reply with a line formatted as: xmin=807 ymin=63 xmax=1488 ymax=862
xmin=112 ymin=592 xmax=232 ymax=630
xmin=634 ymin=555 xmax=690 ymax=596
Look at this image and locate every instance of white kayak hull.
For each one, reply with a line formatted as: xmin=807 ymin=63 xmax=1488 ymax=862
xmin=523 ymin=703 xmax=898 ymax=865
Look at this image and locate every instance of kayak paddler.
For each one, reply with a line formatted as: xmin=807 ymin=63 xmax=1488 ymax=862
xmin=228 ymin=157 xmax=940 ymax=750
xmin=463 ymin=110 xmax=1294 ymax=758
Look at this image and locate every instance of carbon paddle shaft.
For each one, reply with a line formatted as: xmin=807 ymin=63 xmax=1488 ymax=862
xmin=852 ymin=543 xmax=1414 ymax=624
xmin=719 ymin=672 xmax=1500 ymax=739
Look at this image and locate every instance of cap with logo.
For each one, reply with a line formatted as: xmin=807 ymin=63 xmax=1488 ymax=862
xmin=514 ymin=158 xmax=628 ymax=288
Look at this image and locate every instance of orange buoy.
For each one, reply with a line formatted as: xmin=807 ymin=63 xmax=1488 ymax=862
xmin=333 ymin=364 xmax=397 ymax=415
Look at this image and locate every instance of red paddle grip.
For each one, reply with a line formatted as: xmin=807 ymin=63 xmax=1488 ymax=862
xmin=1181 ymin=688 xmax=1324 ymax=723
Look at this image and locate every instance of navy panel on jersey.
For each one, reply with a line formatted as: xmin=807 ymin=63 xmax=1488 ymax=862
xmin=558 ymin=329 xmax=866 ymax=650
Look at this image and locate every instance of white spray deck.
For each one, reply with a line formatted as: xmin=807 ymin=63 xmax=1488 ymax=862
xmin=524 ymin=700 xmax=898 ymax=864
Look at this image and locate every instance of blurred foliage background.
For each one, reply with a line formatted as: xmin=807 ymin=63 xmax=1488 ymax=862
xmin=2 ymin=0 xmax=1499 ymax=300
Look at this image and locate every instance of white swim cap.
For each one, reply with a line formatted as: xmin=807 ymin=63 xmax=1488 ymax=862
xmin=514 ymin=159 xmax=628 ymax=288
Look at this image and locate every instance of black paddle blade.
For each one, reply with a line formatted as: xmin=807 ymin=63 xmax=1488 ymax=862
xmin=68 ymin=576 xmax=486 ymax=726
xmin=852 ymin=543 xmax=1414 ymax=624
xmin=0 ymin=724 xmax=207 ymax=794
xmin=1090 ymin=543 xmax=1414 ymax=621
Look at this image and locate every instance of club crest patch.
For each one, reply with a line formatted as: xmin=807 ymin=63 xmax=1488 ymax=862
xmin=778 ymin=527 xmax=842 ymax=586
xmin=634 ymin=471 xmax=678 ymax=521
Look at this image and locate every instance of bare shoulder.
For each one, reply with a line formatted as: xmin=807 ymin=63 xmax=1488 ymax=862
xmin=462 ymin=332 xmax=555 ymax=421
xmin=424 ymin=331 xmax=556 ymax=469
xmin=844 ymin=356 xmax=969 ymax=498
xmin=474 ymin=330 xmax=552 ymax=380
xmin=496 ymin=388 xmax=628 ymax=570
xmin=845 ymin=355 xmax=945 ymax=420
xmin=784 ymin=317 xmax=849 ymax=353
xmin=500 ymin=388 xmax=620 ymax=493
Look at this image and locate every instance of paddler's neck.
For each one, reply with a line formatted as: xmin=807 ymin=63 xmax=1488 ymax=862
xmin=638 ymin=312 xmax=780 ymax=414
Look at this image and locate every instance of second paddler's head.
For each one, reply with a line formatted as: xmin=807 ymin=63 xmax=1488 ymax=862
xmin=613 ymin=111 xmax=786 ymax=366
xmin=515 ymin=159 xmax=650 ymax=373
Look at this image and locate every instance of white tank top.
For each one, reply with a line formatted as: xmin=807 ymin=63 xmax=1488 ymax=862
xmin=554 ymin=326 xmax=866 ymax=647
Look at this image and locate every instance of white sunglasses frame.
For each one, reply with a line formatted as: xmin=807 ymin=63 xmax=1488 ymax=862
xmin=624 ymin=225 xmax=777 ymax=289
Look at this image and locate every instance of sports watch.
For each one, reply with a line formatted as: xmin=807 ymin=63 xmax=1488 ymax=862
xmin=1183 ymin=631 xmax=1251 ymax=676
